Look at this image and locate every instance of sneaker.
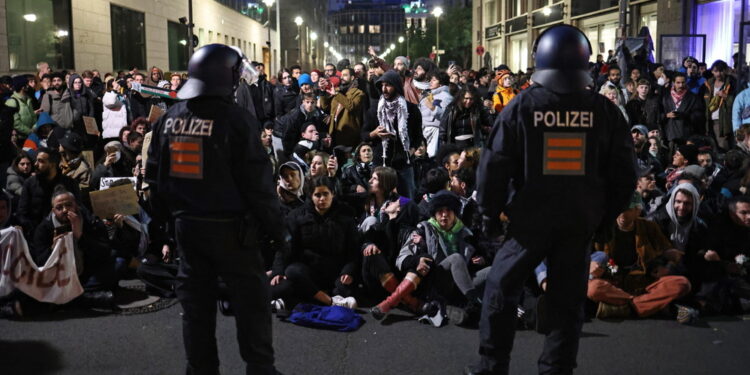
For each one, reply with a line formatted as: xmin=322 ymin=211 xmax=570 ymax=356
xmin=676 ymin=304 xmax=699 ymax=324
xmin=595 ymin=302 xmax=632 ymax=319
xmin=331 ymin=295 xmax=357 ymax=309
xmin=218 ymin=299 xmax=234 ymax=316
xmin=270 ymin=298 xmax=286 ymax=313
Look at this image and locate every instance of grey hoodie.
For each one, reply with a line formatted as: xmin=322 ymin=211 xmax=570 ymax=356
xmin=665 ymin=182 xmax=701 ymax=251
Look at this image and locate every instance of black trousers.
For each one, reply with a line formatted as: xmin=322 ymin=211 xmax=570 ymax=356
xmin=477 ymin=226 xmax=591 ymax=375
xmin=175 ymin=217 xmax=275 ymax=375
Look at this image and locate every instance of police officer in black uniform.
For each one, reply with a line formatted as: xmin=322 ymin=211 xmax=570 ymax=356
xmin=465 ymin=25 xmax=637 ymax=374
xmin=145 ymin=44 xmax=286 ymax=375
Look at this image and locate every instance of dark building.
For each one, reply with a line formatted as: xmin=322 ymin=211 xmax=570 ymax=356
xmin=327 ymin=0 xmax=406 ymax=64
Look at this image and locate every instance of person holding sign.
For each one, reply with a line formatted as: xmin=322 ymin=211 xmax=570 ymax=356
xmin=146 ymin=44 xmax=288 ymax=375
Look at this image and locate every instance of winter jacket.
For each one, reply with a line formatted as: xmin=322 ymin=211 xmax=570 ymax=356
xmin=5 ymin=91 xmax=36 ymax=137
xmin=127 ymin=90 xmax=149 ymax=122
xmin=102 ymin=91 xmax=129 ymax=139
xmin=236 ymin=78 xmax=275 ymax=129
xmin=361 ymin=99 xmax=424 ymax=170
xmin=275 ymin=105 xmax=326 ymax=154
xmin=439 ymin=104 xmax=492 ymax=147
xmin=492 ymin=86 xmax=518 ymax=113
xmin=274 ymin=85 xmax=299 ymax=117
xmin=657 ymin=90 xmax=706 ymax=142
xmin=594 ymin=218 xmax=672 ymax=275
xmin=275 ymin=199 xmax=360 ymax=278
xmin=67 ymin=74 xmax=96 ymax=135
xmin=419 ymin=86 xmax=453 ymax=129
xmin=731 ymin=83 xmax=750 ymax=131
xmin=5 ymin=165 xmax=28 ymax=197
xmin=626 ymin=96 xmax=659 ymax=129
xmin=396 ymin=219 xmax=477 ymax=272
xmin=319 ymin=86 xmax=366 ymax=147
xmin=40 ymin=88 xmax=74 ymax=129
xmin=17 ymin=173 xmax=81 ymax=236
xmin=704 ymin=77 xmax=736 ymax=137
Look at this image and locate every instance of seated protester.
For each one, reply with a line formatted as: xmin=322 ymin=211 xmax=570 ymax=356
xmin=292 ymin=122 xmax=321 ymax=166
xmin=450 ymin=167 xmax=480 ymax=234
xmin=6 ymin=152 xmax=33 ymax=199
xmin=58 ymin=132 xmax=92 ymax=206
xmin=359 ymin=167 xmax=421 ymax=298
xmin=378 ymin=191 xmax=489 ymax=324
xmin=636 ymin=171 xmax=664 ymax=216
xmin=103 ymin=179 xmax=144 ymax=279
xmin=587 ymin=193 xmax=691 ymax=320
xmin=22 ymin=112 xmax=57 ymax=158
xmin=340 ymin=142 xmax=374 ymax=208
xmin=91 ymin=141 xmax=134 ymax=191
xmin=411 ymin=140 xmax=436 ymax=194
xmin=277 ymin=92 xmax=326 ymax=157
xmin=302 ymin=151 xmax=339 ymax=196
xmin=0 ymin=190 xmax=20 ymax=229
xmin=700 ymin=196 xmax=750 ymax=313
xmin=270 ymin=176 xmax=360 ymax=309
xmin=632 ymin=124 xmax=662 ymax=172
xmin=734 ymin=123 xmax=750 ymax=158
xmin=719 ymin=149 xmax=748 ymax=197
xmin=123 ymin=130 xmax=144 ymax=162
xmin=647 ymin=133 xmax=671 ymax=176
xmin=17 ymin=147 xmax=80 ymax=238
xmin=417 ymin=167 xmax=451 ymax=221
xmin=697 ymin=146 xmax=728 ymax=195
xmin=647 ymin=182 xmax=707 ymax=277
xmin=436 ymin=144 xmax=462 ymax=176
xmin=663 ymin=144 xmax=699 ymax=189
xmin=277 ymin=161 xmax=305 ymax=216
xmin=31 ymin=188 xmax=115 ymax=292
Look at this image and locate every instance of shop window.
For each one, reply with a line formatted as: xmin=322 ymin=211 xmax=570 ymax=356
xmin=6 ymin=0 xmax=74 ymax=70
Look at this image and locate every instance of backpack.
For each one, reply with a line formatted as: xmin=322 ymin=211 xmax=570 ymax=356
xmin=286 ymin=303 xmax=364 ymax=332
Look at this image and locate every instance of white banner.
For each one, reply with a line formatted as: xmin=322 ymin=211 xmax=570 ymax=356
xmin=0 ymin=227 xmax=84 ymax=304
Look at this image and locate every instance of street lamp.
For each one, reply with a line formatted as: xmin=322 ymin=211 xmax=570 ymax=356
xmin=398 ymin=36 xmax=404 ymax=43
xmin=390 ymin=43 xmax=395 ymax=50
xmin=432 ymin=6 xmax=443 ymax=66
xmin=294 ymin=16 xmax=303 ymax=65
xmin=324 ymin=41 xmax=329 ymax=48
xmin=262 ymin=0 xmax=275 ymax=65
xmin=310 ymin=32 xmax=318 ymax=41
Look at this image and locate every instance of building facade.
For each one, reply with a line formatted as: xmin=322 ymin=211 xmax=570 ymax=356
xmin=0 ymin=0 xmax=281 ymax=75
xmin=471 ymin=0 xmax=748 ymax=73
xmin=328 ymin=0 xmax=406 ymax=63
xmin=278 ymin=0 xmax=327 ymax=72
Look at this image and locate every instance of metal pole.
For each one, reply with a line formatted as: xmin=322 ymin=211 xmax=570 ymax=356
xmin=188 ymin=0 xmax=195 ymax=56
xmin=297 ymin=25 xmax=302 ymax=64
xmin=436 ymin=18 xmax=440 ymax=66
xmin=618 ymin=0 xmax=628 ymax=38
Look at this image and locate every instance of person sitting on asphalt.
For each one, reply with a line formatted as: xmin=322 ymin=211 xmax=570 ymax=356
xmin=270 ymin=176 xmax=360 ymax=311
xmin=587 ymin=192 xmax=692 ymax=322
xmin=377 ymin=191 xmax=489 ymax=325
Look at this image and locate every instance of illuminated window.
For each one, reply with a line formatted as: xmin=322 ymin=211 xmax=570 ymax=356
xmin=6 ymin=0 xmax=74 ymax=70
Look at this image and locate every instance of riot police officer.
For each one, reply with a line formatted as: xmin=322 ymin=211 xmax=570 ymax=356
xmin=145 ymin=44 xmax=286 ymax=375
xmin=465 ymin=25 xmax=637 ymax=374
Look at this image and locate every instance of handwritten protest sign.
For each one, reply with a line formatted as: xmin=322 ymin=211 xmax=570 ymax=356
xmin=0 ymin=228 xmax=83 ymax=304
xmin=89 ymin=183 xmax=140 ymax=219
xmin=99 ymin=177 xmax=137 ymax=190
xmin=148 ymin=105 xmax=164 ymax=124
xmin=83 ymin=116 xmax=99 ymax=136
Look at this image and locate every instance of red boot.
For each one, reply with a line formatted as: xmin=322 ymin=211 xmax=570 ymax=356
xmin=371 ymin=278 xmax=417 ymax=320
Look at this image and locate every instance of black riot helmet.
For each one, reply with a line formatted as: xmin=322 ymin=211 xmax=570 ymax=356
xmin=178 ymin=44 xmax=243 ymax=100
xmin=530 ymin=25 xmax=594 ymax=93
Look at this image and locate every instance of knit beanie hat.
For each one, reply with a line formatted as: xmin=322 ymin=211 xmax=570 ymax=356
xmin=429 ymin=191 xmax=462 ymax=216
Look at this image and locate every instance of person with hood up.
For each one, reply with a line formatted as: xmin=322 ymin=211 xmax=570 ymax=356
xmin=491 ymin=72 xmax=519 ymax=114
xmin=101 ymin=78 xmax=129 ymax=141
xmin=5 ymin=75 xmax=37 ymax=144
xmin=22 ymin=111 xmax=57 ymax=157
xmin=40 ymin=72 xmax=74 ymax=129
xmin=420 ymin=71 xmax=453 ymax=158
xmin=362 ymin=70 xmax=424 ymax=199
xmin=67 ymin=73 xmax=96 ymax=138
xmin=277 ymin=161 xmax=306 ymax=218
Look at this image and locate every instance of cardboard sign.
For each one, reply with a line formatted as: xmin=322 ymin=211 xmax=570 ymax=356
xmin=148 ymin=105 xmax=164 ymax=124
xmin=99 ymin=177 xmax=137 ymax=190
xmin=89 ymin=183 xmax=140 ymax=219
xmin=83 ymin=116 xmax=99 ymax=136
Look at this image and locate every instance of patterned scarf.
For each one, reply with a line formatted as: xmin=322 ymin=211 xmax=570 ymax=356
xmin=377 ymin=95 xmax=410 ymax=165
xmin=670 ymin=87 xmax=687 ymax=108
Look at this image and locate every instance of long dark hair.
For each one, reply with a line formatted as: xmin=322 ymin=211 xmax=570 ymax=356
xmin=449 ymin=85 xmax=482 ymax=113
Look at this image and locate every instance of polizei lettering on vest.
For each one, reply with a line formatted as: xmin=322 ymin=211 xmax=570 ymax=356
xmin=533 ymin=111 xmax=594 ymax=128
xmin=164 ymin=117 xmax=214 ymax=136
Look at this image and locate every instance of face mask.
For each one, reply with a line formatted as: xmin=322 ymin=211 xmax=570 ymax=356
xmin=657 ymin=77 xmax=666 ymax=86
xmin=114 ymin=151 xmax=121 ymax=163
xmin=649 ymin=149 xmax=658 ymax=157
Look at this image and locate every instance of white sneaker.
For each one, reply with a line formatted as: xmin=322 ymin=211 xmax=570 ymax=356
xmin=331 ymin=295 xmax=358 ymax=309
xmin=270 ymin=298 xmax=286 ymax=313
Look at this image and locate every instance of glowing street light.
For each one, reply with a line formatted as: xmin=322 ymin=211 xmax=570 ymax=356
xmin=432 ymin=6 xmax=443 ymax=65
xmin=398 ymin=36 xmax=404 ymax=43
xmin=390 ymin=43 xmax=395 ymax=50
xmin=23 ymin=14 xmax=37 ymax=22
xmin=310 ymin=32 xmax=318 ymax=41
xmin=542 ymin=7 xmax=551 ymax=16
xmin=294 ymin=16 xmax=303 ymax=26
xmin=324 ymin=41 xmax=329 ymax=48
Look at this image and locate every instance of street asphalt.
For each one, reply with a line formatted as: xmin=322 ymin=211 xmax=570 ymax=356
xmin=1 ymin=296 xmax=749 ymax=375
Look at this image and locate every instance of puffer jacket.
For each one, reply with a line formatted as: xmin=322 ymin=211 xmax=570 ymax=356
xmin=419 ymin=85 xmax=453 ymax=129
xmin=102 ymin=91 xmax=128 ymax=139
xmin=5 ymin=165 xmax=28 ymax=197
xmin=396 ymin=218 xmax=477 ymax=272
xmin=40 ymin=87 xmax=74 ymax=129
xmin=5 ymin=91 xmax=36 ymax=137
